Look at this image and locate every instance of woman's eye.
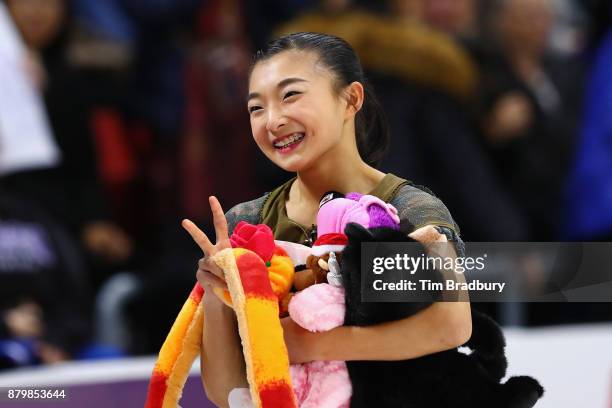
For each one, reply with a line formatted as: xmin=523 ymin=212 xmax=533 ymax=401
xmin=283 ymin=91 xmax=301 ymax=100
xmin=248 ymin=105 xmax=262 ymax=114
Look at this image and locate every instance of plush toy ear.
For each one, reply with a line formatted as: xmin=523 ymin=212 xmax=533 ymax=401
xmin=344 ymin=222 xmax=373 ymax=242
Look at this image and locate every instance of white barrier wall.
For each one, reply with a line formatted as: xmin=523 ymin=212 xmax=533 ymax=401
xmin=504 ymin=324 xmax=612 ymax=408
xmin=0 ymin=324 xmax=611 ymax=407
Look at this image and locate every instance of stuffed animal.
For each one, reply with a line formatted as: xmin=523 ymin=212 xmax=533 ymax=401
xmin=293 ymin=192 xmax=401 ymax=291
xmin=285 ymin=192 xmax=403 ymax=408
xmin=287 ymin=269 xmax=350 ymax=408
xmin=293 ymin=249 xmax=343 ymax=291
xmin=339 ymin=222 xmax=545 ymax=408
xmin=145 ymin=222 xmax=298 ymax=408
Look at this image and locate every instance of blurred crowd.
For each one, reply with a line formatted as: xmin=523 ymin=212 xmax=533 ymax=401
xmin=0 ymin=0 xmax=611 ymax=368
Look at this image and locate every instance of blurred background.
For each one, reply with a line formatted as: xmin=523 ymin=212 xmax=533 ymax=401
xmin=0 ymin=0 xmax=611 ymax=406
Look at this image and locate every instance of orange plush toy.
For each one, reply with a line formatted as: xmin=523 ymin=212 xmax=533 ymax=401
xmin=145 ymin=222 xmax=297 ymax=408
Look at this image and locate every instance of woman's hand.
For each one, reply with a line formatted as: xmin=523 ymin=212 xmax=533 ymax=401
xmin=182 ymin=196 xmax=232 ymax=293
xmin=184 ymin=197 xmax=248 ymax=404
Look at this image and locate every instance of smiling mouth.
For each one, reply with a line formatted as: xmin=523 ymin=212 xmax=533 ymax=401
xmin=273 ymin=133 xmax=305 ymax=150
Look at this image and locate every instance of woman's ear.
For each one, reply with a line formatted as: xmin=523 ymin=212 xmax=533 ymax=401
xmin=343 ymin=81 xmax=364 ymax=120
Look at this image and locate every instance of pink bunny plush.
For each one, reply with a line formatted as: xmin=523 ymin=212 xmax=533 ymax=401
xmin=288 ymin=281 xmax=349 ymax=408
xmin=286 ymin=192 xmax=400 ymax=408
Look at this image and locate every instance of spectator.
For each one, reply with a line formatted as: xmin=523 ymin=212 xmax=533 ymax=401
xmin=0 ymin=2 xmax=90 ymax=367
xmin=475 ymin=0 xmax=583 ymax=240
xmin=0 ymin=189 xmax=92 ymax=368
xmin=2 ymin=0 xmax=133 ymax=284
xmin=0 ymin=1 xmax=60 ymax=177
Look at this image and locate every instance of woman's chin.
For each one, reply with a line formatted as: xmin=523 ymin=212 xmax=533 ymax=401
xmin=273 ymin=155 xmax=310 ymax=173
xmin=276 ymin=162 xmax=303 ymax=173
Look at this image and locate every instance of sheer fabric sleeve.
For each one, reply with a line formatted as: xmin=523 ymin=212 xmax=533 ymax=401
xmin=224 ymin=194 xmax=268 ymax=234
xmin=391 ymin=184 xmax=465 ymax=256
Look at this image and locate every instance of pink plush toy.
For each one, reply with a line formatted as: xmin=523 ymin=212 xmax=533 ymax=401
xmin=286 ymin=192 xmax=401 ymax=408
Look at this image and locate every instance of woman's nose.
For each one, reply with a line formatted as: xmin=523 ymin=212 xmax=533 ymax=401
xmin=265 ymin=107 xmax=287 ymax=132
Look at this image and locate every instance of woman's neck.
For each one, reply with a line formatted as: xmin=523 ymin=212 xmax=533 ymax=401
xmin=287 ymin=145 xmax=385 ymax=227
xmin=285 ymin=121 xmax=386 ymax=226
xmin=295 ymin=161 xmax=384 ymax=203
xmin=306 ymin=125 xmax=384 ymax=193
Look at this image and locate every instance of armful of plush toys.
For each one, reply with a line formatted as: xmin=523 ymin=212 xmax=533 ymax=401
xmin=145 ymin=192 xmax=543 ymax=408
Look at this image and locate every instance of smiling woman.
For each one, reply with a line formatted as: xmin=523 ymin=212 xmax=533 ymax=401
xmin=181 ymin=32 xmax=471 ymax=408
xmin=247 ymin=33 xmax=389 ymax=176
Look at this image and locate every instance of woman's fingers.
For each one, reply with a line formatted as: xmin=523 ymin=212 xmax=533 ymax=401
xmin=182 ymin=198 xmax=230 ymax=255
xmin=198 ymin=256 xmax=225 ymax=280
xmin=196 ymin=268 xmax=228 ymax=291
xmin=209 ymin=196 xmax=230 ymax=248
xmin=182 ymin=219 xmax=214 ymax=254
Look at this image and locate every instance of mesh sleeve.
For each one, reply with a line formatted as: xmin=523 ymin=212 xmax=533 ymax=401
xmin=391 ymin=184 xmax=461 ymax=234
xmin=224 ymin=194 xmax=268 ymax=233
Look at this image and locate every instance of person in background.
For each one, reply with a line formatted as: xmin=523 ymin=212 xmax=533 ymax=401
xmin=0 ymin=189 xmax=94 ymax=368
xmin=474 ymin=0 xmax=583 ymax=241
xmin=0 ymin=1 xmax=92 ymax=367
xmin=2 ymin=0 xmax=133 ymax=281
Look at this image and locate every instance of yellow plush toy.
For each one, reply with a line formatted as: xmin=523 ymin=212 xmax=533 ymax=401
xmin=145 ymin=222 xmax=297 ymax=408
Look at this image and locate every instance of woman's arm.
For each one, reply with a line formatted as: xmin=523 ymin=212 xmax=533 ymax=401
xmin=183 ymin=197 xmax=248 ymax=407
xmin=200 ymin=289 xmax=248 ymax=407
xmin=284 ymin=301 xmax=471 ymax=363
xmin=330 ymin=301 xmax=471 ymax=360
xmin=283 ymin=224 xmax=472 ymax=363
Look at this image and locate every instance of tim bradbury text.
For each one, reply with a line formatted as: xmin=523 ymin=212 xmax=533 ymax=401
xmin=372 ymin=279 xmax=506 ymax=293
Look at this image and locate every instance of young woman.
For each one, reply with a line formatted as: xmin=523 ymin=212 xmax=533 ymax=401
xmin=182 ymin=32 xmax=472 ymax=408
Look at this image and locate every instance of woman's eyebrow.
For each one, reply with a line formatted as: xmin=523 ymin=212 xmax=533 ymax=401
xmin=277 ymin=77 xmax=308 ymax=88
xmin=247 ymin=77 xmax=309 ymax=102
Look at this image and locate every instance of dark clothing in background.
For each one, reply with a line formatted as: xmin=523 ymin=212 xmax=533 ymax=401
xmin=243 ymin=0 xmax=315 ymax=50
xmin=0 ymin=191 xmax=91 ymax=355
xmin=73 ymin=0 xmax=205 ymax=138
xmin=470 ymin=45 xmax=583 ymax=240
xmin=372 ymin=73 xmax=528 ymax=242
xmin=1 ymin=53 xmax=107 ymax=235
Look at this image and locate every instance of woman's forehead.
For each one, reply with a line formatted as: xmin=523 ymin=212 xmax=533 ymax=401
xmin=249 ymin=50 xmax=329 ymax=91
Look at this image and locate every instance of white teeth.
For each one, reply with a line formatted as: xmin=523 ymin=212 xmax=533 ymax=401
xmin=274 ymin=133 xmax=304 ymax=148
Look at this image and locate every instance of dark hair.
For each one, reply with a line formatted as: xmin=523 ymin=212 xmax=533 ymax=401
xmin=251 ymin=32 xmax=390 ymax=167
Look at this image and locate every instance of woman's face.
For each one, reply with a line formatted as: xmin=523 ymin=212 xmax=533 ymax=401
xmin=7 ymin=0 xmax=65 ymax=50
xmin=248 ymin=50 xmax=350 ymax=173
